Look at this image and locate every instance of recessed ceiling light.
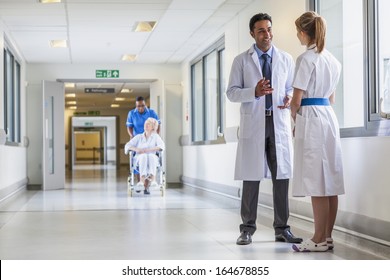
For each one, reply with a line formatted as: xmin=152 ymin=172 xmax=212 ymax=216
xmin=68 ymin=106 xmax=77 ymax=110
xmin=122 ymin=54 xmax=137 ymax=62
xmin=50 ymin=40 xmax=67 ymax=48
xmin=120 ymin=88 xmax=133 ymax=93
xmin=115 ymin=97 xmax=125 ymax=101
xmin=66 ymin=101 xmax=77 ymax=105
xmin=65 ymin=83 xmax=75 ymax=88
xmin=39 ymin=0 xmax=62 ymax=3
xmin=111 ymin=104 xmax=120 ymax=108
xmin=65 ymin=93 xmax=76 ymax=98
xmin=134 ymin=21 xmax=157 ymax=32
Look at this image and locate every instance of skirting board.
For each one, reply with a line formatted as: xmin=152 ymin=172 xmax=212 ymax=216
xmin=0 ymin=178 xmax=28 ymax=203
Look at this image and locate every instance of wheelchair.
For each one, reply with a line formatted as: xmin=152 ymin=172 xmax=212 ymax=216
xmin=125 ymin=150 xmax=166 ymax=197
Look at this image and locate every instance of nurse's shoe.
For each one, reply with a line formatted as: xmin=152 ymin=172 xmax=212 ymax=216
xmin=326 ymin=237 xmax=334 ymax=250
xmin=292 ymin=239 xmax=328 ymax=252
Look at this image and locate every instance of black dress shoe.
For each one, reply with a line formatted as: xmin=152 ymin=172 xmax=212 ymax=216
xmin=236 ymin=231 xmax=252 ymax=245
xmin=275 ymin=229 xmax=303 ymax=244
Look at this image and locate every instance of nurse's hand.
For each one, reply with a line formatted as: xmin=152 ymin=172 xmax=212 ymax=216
xmin=255 ymin=78 xmax=273 ymax=98
xmin=277 ymin=95 xmax=292 ymax=109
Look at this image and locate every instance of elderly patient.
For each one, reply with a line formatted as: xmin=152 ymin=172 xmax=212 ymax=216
xmin=125 ymin=117 xmax=165 ymax=194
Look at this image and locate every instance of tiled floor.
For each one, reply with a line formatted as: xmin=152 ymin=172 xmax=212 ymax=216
xmin=0 ymin=166 xmax=385 ymax=260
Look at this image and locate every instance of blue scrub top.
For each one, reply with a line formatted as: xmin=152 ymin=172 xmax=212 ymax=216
xmin=126 ymin=107 xmax=160 ymax=136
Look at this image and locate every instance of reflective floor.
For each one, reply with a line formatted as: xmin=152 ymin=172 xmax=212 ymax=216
xmin=0 ymin=166 xmax=386 ymax=260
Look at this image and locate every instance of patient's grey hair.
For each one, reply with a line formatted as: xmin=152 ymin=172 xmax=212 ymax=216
xmin=145 ymin=117 xmax=159 ymax=132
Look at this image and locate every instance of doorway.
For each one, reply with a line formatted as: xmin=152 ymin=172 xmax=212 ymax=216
xmin=70 ymin=116 xmax=118 ymax=170
xmin=74 ymin=127 xmax=105 ymax=165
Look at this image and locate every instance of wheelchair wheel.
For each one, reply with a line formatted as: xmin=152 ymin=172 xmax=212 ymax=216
xmin=160 ymin=175 xmax=166 ymax=196
xmin=160 ymin=187 xmax=164 ymax=196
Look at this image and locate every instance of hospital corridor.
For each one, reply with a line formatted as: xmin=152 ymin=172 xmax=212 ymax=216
xmin=1 ymin=0 xmax=390 ymax=270
xmin=0 ymin=165 xmax=385 ymax=260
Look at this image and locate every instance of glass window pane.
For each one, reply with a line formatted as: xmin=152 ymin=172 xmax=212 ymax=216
xmin=378 ymin=0 xmax=390 ymax=113
xmin=205 ymin=51 xmax=218 ymax=141
xmin=5 ymin=50 xmax=14 ymax=142
xmin=219 ymin=49 xmax=226 ymax=134
xmin=191 ymin=61 xmax=204 ymax=141
xmin=318 ymin=0 xmax=365 ymax=128
xmin=15 ymin=61 xmax=21 ymax=143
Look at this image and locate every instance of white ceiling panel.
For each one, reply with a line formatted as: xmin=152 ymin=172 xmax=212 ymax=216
xmin=168 ymin=0 xmax=226 ymax=10
xmin=156 ymin=10 xmax=215 ymax=31
xmin=0 ymin=0 xmax=255 ymax=64
xmin=66 ymin=0 xmax=172 ymax=3
xmin=135 ymin=52 xmax=174 ymax=64
xmin=142 ymin=31 xmax=191 ymax=52
xmin=0 ymin=0 xmax=256 ymax=108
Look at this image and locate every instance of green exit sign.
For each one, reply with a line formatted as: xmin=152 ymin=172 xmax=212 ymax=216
xmin=96 ymin=70 xmax=120 ymax=78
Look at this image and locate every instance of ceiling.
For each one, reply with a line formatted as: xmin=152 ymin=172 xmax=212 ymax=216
xmin=0 ymin=0 xmax=254 ymax=110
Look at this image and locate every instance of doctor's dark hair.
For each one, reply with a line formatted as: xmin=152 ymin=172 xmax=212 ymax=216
xmin=249 ymin=13 xmax=272 ymax=32
xmin=136 ymin=96 xmax=145 ymax=102
xmin=295 ymin=11 xmax=326 ymax=53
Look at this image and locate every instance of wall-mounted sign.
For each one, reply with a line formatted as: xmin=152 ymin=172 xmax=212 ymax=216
xmin=96 ymin=70 xmax=119 ymax=78
xmin=85 ymin=88 xmax=115 ymax=93
xmin=74 ymin=111 xmax=100 ymax=116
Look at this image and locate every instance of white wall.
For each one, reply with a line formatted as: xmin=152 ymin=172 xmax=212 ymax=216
xmin=0 ymin=21 xmax=28 ymax=200
xmin=181 ymin=0 xmax=390 ymax=244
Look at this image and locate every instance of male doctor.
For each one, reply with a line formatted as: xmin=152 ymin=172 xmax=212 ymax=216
xmin=226 ymin=13 xmax=302 ymax=245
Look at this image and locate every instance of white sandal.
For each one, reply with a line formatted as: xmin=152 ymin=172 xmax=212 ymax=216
xmin=326 ymin=237 xmax=334 ymax=250
xmin=292 ymin=239 xmax=328 ymax=252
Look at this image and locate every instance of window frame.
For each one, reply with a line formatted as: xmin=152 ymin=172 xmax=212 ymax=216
xmin=3 ymin=44 xmax=22 ymax=145
xmin=311 ymin=0 xmax=390 ymax=137
xmin=190 ymin=37 xmax=226 ymax=145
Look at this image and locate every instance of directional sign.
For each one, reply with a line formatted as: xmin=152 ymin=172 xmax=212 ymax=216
xmin=85 ymin=88 xmax=115 ymax=93
xmin=96 ymin=70 xmax=120 ymax=78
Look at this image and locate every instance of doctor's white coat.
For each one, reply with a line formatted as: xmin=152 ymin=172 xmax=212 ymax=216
xmin=226 ymin=45 xmax=294 ymax=181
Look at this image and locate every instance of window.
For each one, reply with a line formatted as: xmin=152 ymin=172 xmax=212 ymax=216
xmin=190 ymin=38 xmax=225 ymax=143
xmin=312 ymin=0 xmax=390 ymax=136
xmin=191 ymin=61 xmax=204 ymax=142
xmin=315 ymin=0 xmax=365 ymax=129
xmin=378 ymin=0 xmax=390 ymax=116
xmin=3 ymin=47 xmax=21 ymax=143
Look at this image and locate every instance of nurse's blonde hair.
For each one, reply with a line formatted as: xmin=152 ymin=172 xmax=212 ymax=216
xmin=144 ymin=117 xmax=159 ymax=132
xmin=295 ymin=11 xmax=326 ymax=53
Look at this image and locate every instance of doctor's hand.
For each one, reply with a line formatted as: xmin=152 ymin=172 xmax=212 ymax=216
xmin=255 ymin=78 xmax=273 ymax=98
xmin=277 ymin=95 xmax=292 ymax=109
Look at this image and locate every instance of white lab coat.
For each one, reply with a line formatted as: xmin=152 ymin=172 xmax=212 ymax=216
xmin=292 ymin=47 xmax=345 ymax=196
xmin=226 ymin=45 xmax=294 ymax=180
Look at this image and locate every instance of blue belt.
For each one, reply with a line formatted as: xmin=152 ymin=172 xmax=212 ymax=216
xmin=300 ymin=98 xmax=330 ymax=106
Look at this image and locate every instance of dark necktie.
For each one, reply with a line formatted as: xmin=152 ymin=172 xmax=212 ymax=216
xmin=262 ymin=53 xmax=272 ymax=109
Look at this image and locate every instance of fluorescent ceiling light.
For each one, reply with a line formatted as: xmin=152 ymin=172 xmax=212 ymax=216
xmin=134 ymin=21 xmax=157 ymax=32
xmin=65 ymin=93 xmax=76 ymax=98
xmin=120 ymin=88 xmax=133 ymax=93
xmin=69 ymin=106 xmax=77 ymax=110
xmin=39 ymin=0 xmax=62 ymax=3
xmin=122 ymin=54 xmax=137 ymax=62
xmin=66 ymin=101 xmax=77 ymax=105
xmin=65 ymin=83 xmax=75 ymax=88
xmin=115 ymin=97 xmax=125 ymax=101
xmin=50 ymin=40 xmax=67 ymax=48
xmin=111 ymin=104 xmax=120 ymax=108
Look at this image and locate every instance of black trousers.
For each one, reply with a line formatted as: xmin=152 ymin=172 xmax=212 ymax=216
xmin=239 ymin=115 xmax=290 ymax=235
